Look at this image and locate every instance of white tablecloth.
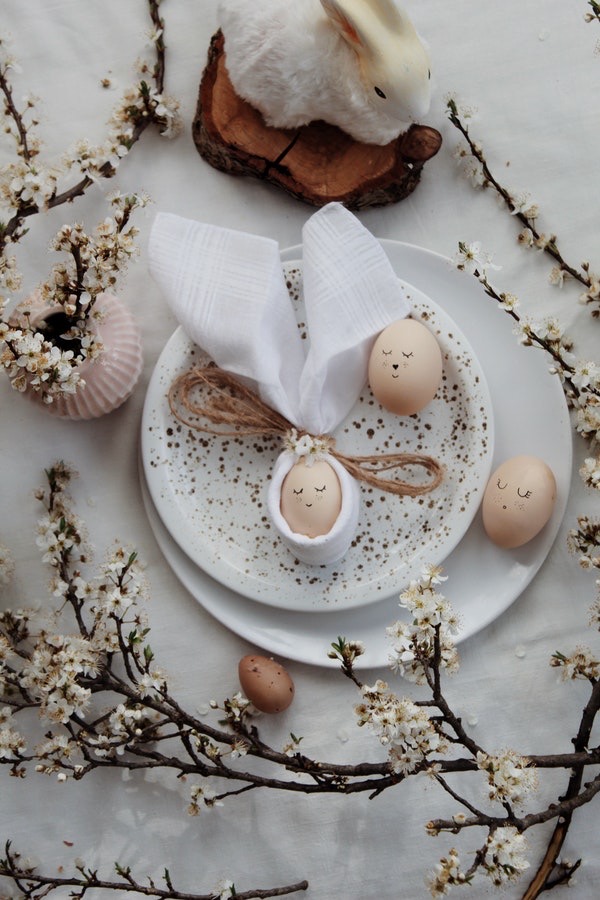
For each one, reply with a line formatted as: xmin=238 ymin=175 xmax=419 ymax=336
xmin=1 ymin=2 xmax=599 ymax=898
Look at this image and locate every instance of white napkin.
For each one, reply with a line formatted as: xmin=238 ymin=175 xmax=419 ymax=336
xmin=148 ymin=202 xmax=410 ymax=435
xmin=147 ymin=211 xmax=305 ymax=424
xmin=298 ymin=203 xmax=410 ymax=432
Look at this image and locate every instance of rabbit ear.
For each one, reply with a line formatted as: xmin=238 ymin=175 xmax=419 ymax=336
xmin=320 ymin=0 xmax=366 ymax=49
xmin=321 ymin=0 xmax=409 ymax=51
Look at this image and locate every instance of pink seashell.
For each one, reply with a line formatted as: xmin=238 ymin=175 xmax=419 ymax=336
xmin=15 ymin=292 xmax=143 ymax=420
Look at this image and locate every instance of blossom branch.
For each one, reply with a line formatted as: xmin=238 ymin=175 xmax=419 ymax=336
xmin=0 ymin=842 xmax=309 ymax=900
xmin=0 ymin=192 xmax=147 ymax=401
xmin=446 ymin=98 xmax=600 ymax=314
xmin=453 ymin=241 xmax=600 ymax=471
xmin=0 ymin=52 xmax=33 ymax=161
xmin=0 ymin=0 xmax=180 ymax=257
xmin=2 ymin=467 xmax=600 ymax=898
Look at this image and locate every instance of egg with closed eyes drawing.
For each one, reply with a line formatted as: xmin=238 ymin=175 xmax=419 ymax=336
xmin=482 ymin=455 xmax=556 ymax=549
xmin=280 ymin=458 xmax=342 ymax=538
xmin=368 ymin=318 xmax=443 ymax=416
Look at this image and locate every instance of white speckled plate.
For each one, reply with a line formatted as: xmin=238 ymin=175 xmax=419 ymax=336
xmin=141 ymin=260 xmax=494 ymax=612
xmin=140 ymin=241 xmax=572 ymax=667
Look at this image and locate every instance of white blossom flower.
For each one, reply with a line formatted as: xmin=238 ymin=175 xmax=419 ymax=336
xmin=35 ymin=514 xmax=76 ymax=566
xmin=572 ymin=360 xmax=600 ymax=391
xmin=107 ymin=81 xmax=182 ymax=142
xmin=589 ymin=587 xmax=600 ymax=630
xmin=284 ymin=428 xmax=332 ymax=465
xmin=17 ymin=627 xmax=100 ymax=724
xmin=421 ymin=563 xmax=448 ymax=585
xmin=0 ymin=160 xmax=58 ymax=210
xmin=36 ymin=732 xmax=78 ymax=761
xmin=551 ymin=646 xmax=599 ymax=681
xmin=462 ymin=160 xmax=486 ymax=188
xmin=188 ymin=782 xmax=224 ymax=815
xmin=0 ymin=253 xmax=22 ymax=293
xmin=549 ymin=266 xmax=566 ymax=287
xmin=221 ymin=691 xmax=253 ymax=722
xmin=517 ymin=228 xmax=535 ymax=247
xmin=213 ymin=879 xmax=235 ymax=899
xmin=534 ymin=232 xmax=555 ymax=251
xmin=580 ymin=456 xmax=600 ymax=490
xmin=45 ymin=683 xmax=91 ymax=723
xmin=387 ymin=569 xmax=460 ymax=682
xmin=0 ymin=706 xmax=26 ymax=759
xmin=0 ymin=633 xmax=12 ymax=663
xmin=229 ymin=739 xmax=249 ymax=759
xmin=509 ymin=191 xmax=538 ymax=220
xmin=355 ymin=680 xmax=447 ymax=774
xmin=64 ymin=138 xmax=111 ymax=182
xmin=535 ymin=316 xmax=564 ymax=343
xmin=136 ymin=669 xmax=166 ymax=698
xmin=428 ymin=848 xmax=468 ymax=897
xmin=476 ymin=749 xmax=538 ymax=807
xmin=497 ymin=292 xmax=519 ymax=313
xmin=579 ymin=275 xmax=600 ymax=305
xmin=453 ymin=241 xmax=500 ymax=279
xmin=146 ymin=26 xmax=164 ymax=45
xmin=483 ymin=826 xmax=529 ymax=885
xmin=575 ymin=396 xmax=600 ymax=443
xmin=513 ymin=318 xmax=534 ymax=347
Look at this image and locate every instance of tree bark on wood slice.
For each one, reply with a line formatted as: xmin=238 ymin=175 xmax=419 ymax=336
xmin=192 ymin=31 xmax=442 ymax=211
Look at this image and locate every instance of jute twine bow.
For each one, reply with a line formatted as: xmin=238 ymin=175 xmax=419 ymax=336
xmin=168 ymin=365 xmax=444 ymax=498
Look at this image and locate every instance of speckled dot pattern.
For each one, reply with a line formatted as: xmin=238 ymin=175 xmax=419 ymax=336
xmin=142 ymin=263 xmax=494 ymax=612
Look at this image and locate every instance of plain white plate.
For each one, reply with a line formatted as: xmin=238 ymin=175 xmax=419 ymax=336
xmin=139 ymin=240 xmax=572 ymax=669
xmin=141 ymin=263 xmax=493 ymax=611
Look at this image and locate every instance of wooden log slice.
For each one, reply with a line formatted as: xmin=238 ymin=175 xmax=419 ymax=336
xmin=192 ymin=31 xmax=442 ymax=210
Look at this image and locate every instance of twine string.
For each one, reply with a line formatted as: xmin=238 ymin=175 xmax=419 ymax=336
xmin=168 ymin=365 xmax=444 ymax=498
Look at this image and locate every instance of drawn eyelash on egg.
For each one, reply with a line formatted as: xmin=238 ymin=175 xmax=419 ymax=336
xmin=517 ymin=488 xmax=532 ymax=499
xmin=314 ymin=485 xmax=327 ymax=498
xmin=497 ymin=479 xmax=507 ymax=490
xmin=381 ymin=350 xmax=392 ymax=356
xmin=402 ymin=351 xmax=414 ymax=359
xmin=293 ymin=488 xmax=303 ymax=496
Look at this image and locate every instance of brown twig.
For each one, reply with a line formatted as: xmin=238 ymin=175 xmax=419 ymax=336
xmin=0 ymin=64 xmax=33 ymax=160
xmin=522 ymin=679 xmax=600 ymax=899
xmin=0 ymin=842 xmax=308 ymax=899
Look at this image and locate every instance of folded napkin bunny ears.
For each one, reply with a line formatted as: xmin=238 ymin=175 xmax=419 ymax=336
xmin=149 ymin=202 xmax=440 ymax=566
xmin=148 ymin=202 xmax=410 ymax=433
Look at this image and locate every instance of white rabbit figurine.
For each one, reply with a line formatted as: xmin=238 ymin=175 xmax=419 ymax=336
xmin=218 ymin=0 xmax=431 ymax=146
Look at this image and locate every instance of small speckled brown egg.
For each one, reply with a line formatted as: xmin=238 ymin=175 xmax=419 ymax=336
xmin=482 ymin=455 xmax=556 ymax=549
xmin=238 ymin=654 xmax=295 ymax=713
xmin=368 ymin=318 xmax=443 ymax=416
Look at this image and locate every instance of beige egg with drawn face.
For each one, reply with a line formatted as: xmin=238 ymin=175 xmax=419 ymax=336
xmin=280 ymin=458 xmax=342 ymax=538
xmin=368 ymin=318 xmax=443 ymax=416
xmin=482 ymin=455 xmax=556 ymax=549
